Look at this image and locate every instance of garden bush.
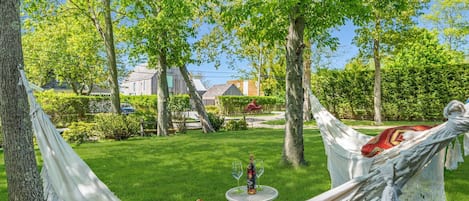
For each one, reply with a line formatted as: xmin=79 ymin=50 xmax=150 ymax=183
xmin=205 ymin=105 xmax=220 ymax=114
xmin=121 ymin=95 xmax=157 ymax=114
xmin=94 ymin=113 xmax=140 ymax=140
xmin=62 ymin=122 xmax=102 ymax=145
xmin=207 ymin=112 xmax=224 ymax=131
xmin=224 ymin=119 xmax=248 ymax=131
xmin=35 ymin=90 xmax=106 ymax=127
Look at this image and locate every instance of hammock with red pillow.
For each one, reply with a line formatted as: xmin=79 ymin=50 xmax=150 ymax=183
xmin=306 ymin=90 xmax=469 ymax=201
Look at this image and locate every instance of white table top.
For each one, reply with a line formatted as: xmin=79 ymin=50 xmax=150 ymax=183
xmin=225 ymin=186 xmax=278 ymax=201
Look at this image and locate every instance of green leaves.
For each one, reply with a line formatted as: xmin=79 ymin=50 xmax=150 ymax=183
xmin=22 ymin=4 xmax=107 ymax=94
xmin=386 ymin=28 xmax=464 ymax=69
xmin=422 ymin=0 xmax=469 ymax=51
xmin=120 ymin=0 xmax=199 ymax=67
xmin=312 ymin=64 xmax=469 ymax=121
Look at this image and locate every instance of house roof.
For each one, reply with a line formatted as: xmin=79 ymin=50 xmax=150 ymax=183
xmin=123 ymin=63 xmax=157 ymax=83
xmin=193 ymin=79 xmax=206 ymax=91
xmin=203 ymin=83 xmax=240 ymax=99
xmin=123 ymin=63 xmax=188 ymax=83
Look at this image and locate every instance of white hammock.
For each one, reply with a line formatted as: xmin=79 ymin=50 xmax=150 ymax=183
xmin=307 ymin=91 xmax=469 ymax=201
xmin=19 ymin=70 xmax=120 ymax=201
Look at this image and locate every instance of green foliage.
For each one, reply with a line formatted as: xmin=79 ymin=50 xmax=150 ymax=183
xmin=62 ymin=122 xmax=102 ymax=145
xmin=121 ymin=95 xmax=158 ymax=114
xmin=22 ymin=2 xmax=107 ymax=95
xmin=94 ymin=113 xmax=140 ymax=140
xmin=121 ymin=94 xmax=190 ymax=114
xmin=312 ymin=64 xmax=469 ymax=121
xmin=169 ymin=94 xmax=191 ymax=112
xmin=35 ymin=90 xmax=105 ymax=127
xmin=224 ymin=119 xmax=248 ymax=131
xmin=204 ymin=105 xmax=220 ymax=115
xmin=217 ymin=96 xmax=281 ymax=115
xmin=422 ymin=0 xmax=469 ymax=51
xmin=207 ymin=113 xmax=224 ymax=132
xmin=34 ymin=93 xmax=189 ymax=128
xmin=386 ymin=28 xmax=464 ymax=68
xmin=119 ymin=0 xmax=199 ymax=68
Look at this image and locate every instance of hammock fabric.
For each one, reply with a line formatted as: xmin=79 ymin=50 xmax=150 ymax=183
xmin=19 ymin=70 xmax=120 ymax=201
xmin=307 ymin=91 xmax=469 ymax=201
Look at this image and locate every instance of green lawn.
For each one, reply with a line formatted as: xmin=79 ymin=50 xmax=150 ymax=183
xmin=265 ymin=119 xmax=444 ymax=127
xmin=1 ymin=129 xmax=468 ymax=200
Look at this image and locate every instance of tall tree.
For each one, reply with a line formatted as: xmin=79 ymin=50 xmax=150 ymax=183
xmin=179 ymin=66 xmax=215 ymax=133
xmin=303 ymin=40 xmax=312 ymax=121
xmin=68 ymin=0 xmax=121 ymax=113
xmin=121 ymin=0 xmax=210 ymax=136
xmin=220 ymin=0 xmax=364 ymax=167
xmin=423 ymin=0 xmax=469 ymax=51
xmin=284 ymin=3 xmax=307 ymax=166
xmin=0 ymin=0 xmax=44 ymax=200
xmin=353 ymin=0 xmax=429 ymax=125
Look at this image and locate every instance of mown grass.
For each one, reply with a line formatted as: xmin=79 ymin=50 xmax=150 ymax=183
xmin=0 ymin=128 xmax=468 ymax=201
xmin=265 ymin=119 xmax=444 ymax=127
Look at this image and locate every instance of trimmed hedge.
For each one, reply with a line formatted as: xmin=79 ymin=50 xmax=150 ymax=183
xmin=36 ymin=93 xmax=191 ymax=126
xmin=312 ymin=64 xmax=469 ymax=121
xmin=217 ymin=95 xmax=283 ymax=115
xmin=35 ymin=90 xmax=106 ymax=127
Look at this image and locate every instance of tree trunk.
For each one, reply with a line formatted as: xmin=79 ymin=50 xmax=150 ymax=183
xmin=303 ymin=40 xmax=312 ymax=121
xmin=156 ymin=54 xmax=170 ymax=136
xmin=103 ymin=0 xmax=121 ymax=114
xmin=282 ymin=5 xmax=306 ymax=167
xmin=373 ymin=18 xmax=382 ymax=125
xmin=0 ymin=0 xmax=44 ymax=200
xmin=179 ymin=66 xmax=215 ymax=133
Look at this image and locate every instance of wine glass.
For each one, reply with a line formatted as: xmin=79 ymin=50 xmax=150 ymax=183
xmin=256 ymin=160 xmax=264 ymax=191
xmin=231 ymin=161 xmax=243 ymax=193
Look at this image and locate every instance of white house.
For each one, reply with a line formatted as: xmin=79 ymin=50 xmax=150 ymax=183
xmin=121 ymin=63 xmax=206 ymax=95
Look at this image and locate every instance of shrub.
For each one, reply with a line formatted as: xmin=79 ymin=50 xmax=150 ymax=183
xmin=62 ymin=122 xmax=102 ymax=145
xmin=36 ymin=90 xmax=107 ymax=127
xmin=225 ymin=119 xmax=248 ymax=131
xmin=169 ymin=95 xmax=191 ymax=112
xmin=121 ymin=95 xmax=157 ymax=114
xmin=205 ymin=105 xmax=220 ymax=114
xmin=94 ymin=113 xmax=140 ymax=140
xmin=207 ymin=112 xmax=224 ymax=131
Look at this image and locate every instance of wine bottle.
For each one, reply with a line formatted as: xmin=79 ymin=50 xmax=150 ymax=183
xmin=247 ymin=154 xmax=256 ymax=195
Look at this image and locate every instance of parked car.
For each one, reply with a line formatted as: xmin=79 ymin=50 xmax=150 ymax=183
xmin=121 ymin=103 xmax=135 ymax=115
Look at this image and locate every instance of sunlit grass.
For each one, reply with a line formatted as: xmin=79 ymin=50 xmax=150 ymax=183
xmin=265 ymin=119 xmax=443 ymax=127
xmin=0 ymin=128 xmax=468 ymax=200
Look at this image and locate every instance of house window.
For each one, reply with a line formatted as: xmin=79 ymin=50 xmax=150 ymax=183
xmin=143 ymin=80 xmax=145 ymax=91
xmin=133 ymin=83 xmax=136 ymax=92
xmin=167 ymin=75 xmax=173 ymax=88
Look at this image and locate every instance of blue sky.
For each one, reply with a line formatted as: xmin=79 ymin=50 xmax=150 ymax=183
xmin=187 ymin=21 xmax=358 ymax=87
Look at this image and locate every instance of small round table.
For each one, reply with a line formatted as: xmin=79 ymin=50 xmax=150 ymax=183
xmin=225 ymin=186 xmax=278 ymax=201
